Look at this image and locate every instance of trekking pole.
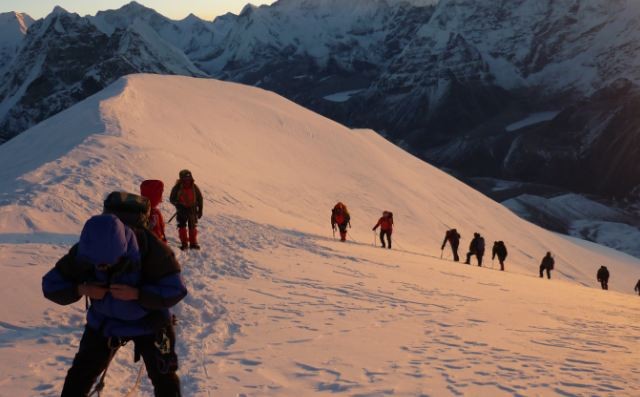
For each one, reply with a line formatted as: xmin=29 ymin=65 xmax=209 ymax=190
xmin=332 ymin=228 xmax=336 ymax=241
xmin=440 ymin=249 xmax=443 ymax=259
xmin=166 ymin=212 xmax=177 ymax=224
xmin=372 ymin=231 xmax=376 ymax=247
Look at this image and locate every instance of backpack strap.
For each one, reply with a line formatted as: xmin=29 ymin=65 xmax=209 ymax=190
xmin=55 ymin=245 xmax=96 ymax=283
xmin=133 ymin=228 xmax=181 ymax=281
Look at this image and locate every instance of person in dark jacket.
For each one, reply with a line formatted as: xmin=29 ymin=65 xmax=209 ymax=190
xmin=492 ymin=241 xmax=508 ymax=271
xmin=42 ymin=211 xmax=187 ymax=397
xmin=331 ymin=202 xmax=351 ymax=242
xmin=539 ymin=252 xmax=555 ymax=279
xmin=465 ymin=232 xmax=485 ymax=266
xmin=441 ymin=229 xmax=460 ymax=261
xmin=372 ymin=211 xmax=393 ymax=249
xmin=597 ymin=266 xmax=610 ymax=290
xmin=635 ymin=280 xmax=640 ymax=295
xmin=169 ymin=169 xmax=203 ymax=250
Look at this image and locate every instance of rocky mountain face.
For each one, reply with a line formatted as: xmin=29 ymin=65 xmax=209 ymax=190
xmin=1 ymin=0 xmax=639 ymax=253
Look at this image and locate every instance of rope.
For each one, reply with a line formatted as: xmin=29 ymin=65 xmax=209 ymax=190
xmin=123 ymin=363 xmax=145 ymax=397
xmin=88 ymin=338 xmax=128 ymax=397
xmin=88 ymin=350 xmax=118 ymax=396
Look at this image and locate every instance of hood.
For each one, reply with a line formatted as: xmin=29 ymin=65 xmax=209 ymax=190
xmin=77 ymin=214 xmax=140 ymax=265
xmin=140 ymin=179 xmax=164 ymax=208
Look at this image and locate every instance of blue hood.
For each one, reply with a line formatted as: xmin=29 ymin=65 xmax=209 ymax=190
xmin=77 ymin=214 xmax=140 ymax=265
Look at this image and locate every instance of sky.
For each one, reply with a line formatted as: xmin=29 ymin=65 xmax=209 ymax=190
xmin=0 ymin=0 xmax=277 ymax=21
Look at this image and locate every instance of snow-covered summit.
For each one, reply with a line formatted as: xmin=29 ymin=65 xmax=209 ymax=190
xmin=0 ymin=11 xmax=33 ymax=34
xmin=1 ymin=74 xmax=639 ymax=396
xmin=0 ymin=11 xmax=34 ymax=71
xmin=0 ymin=7 xmax=205 ymax=143
xmin=89 ymin=2 xmax=217 ymax=68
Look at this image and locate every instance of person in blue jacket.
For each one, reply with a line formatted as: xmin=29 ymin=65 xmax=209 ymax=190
xmin=43 ymin=212 xmax=187 ymax=397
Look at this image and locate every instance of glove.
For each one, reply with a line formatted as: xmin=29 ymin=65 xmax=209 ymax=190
xmin=197 ymin=209 xmax=203 ymax=219
xmin=372 ymin=228 xmax=376 ymax=231
xmin=441 ymin=245 xmax=445 ymax=250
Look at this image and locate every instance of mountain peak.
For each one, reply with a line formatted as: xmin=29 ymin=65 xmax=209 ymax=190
xmin=51 ymin=6 xmax=69 ymax=16
xmin=182 ymin=13 xmax=203 ymax=23
xmin=14 ymin=12 xmax=34 ymax=33
xmin=118 ymin=1 xmax=157 ymax=16
xmin=239 ymin=4 xmax=258 ymax=17
xmin=0 ymin=11 xmax=35 ymax=34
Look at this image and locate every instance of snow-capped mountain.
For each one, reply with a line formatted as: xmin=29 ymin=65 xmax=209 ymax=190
xmin=0 ymin=11 xmax=34 ymax=72
xmin=0 ymin=5 xmax=205 ymax=143
xmin=89 ymin=1 xmax=220 ymax=64
xmin=1 ymin=74 xmax=639 ymax=396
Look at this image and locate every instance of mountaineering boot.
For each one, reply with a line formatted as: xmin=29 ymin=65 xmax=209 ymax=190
xmin=178 ymin=227 xmax=189 ymax=251
xmin=340 ymin=231 xmax=347 ymax=242
xmin=189 ymin=228 xmax=200 ymax=250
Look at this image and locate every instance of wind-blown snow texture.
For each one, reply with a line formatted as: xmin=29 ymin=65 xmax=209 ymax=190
xmin=0 ymin=75 xmax=639 ymax=396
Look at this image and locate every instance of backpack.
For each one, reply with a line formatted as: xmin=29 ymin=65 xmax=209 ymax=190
xmin=103 ymin=191 xmax=180 ymax=281
xmin=103 ymin=191 xmax=151 ymax=229
xmin=476 ymin=237 xmax=485 ymax=252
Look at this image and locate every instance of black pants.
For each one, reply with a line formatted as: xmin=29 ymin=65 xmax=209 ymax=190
xmin=496 ymin=256 xmax=506 ymax=271
xmin=337 ymin=223 xmax=348 ymax=233
xmin=600 ymin=280 xmax=608 ymax=290
xmin=466 ymin=252 xmax=483 ymax=266
xmin=539 ymin=266 xmax=551 ymax=279
xmin=449 ymin=242 xmax=459 ymax=262
xmin=336 ymin=222 xmax=348 ymax=241
xmin=61 ymin=325 xmax=180 ymax=397
xmin=379 ymin=230 xmax=392 ymax=249
xmin=176 ymin=207 xmax=197 ymax=229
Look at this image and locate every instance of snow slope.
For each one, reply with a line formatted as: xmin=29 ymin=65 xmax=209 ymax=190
xmin=0 ymin=74 xmax=639 ymax=396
